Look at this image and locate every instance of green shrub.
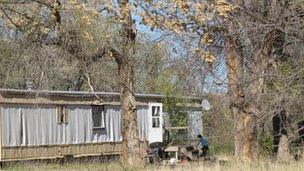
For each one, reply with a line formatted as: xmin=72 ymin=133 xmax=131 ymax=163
xmin=260 ymin=133 xmax=274 ymax=157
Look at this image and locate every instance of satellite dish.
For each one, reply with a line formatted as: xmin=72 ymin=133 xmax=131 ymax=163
xmin=201 ymin=99 xmax=211 ymax=111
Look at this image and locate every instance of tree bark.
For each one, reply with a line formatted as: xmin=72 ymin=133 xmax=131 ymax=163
xmin=113 ymin=0 xmax=145 ymax=167
xmin=227 ymin=25 xmax=287 ymax=161
xmin=117 ymin=58 xmax=145 ymax=167
xmin=273 ymin=107 xmax=293 ymax=162
xmin=226 ymin=35 xmax=259 ymax=162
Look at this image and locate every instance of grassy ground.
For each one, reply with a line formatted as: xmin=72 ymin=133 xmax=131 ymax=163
xmin=3 ymin=155 xmax=304 ymax=171
xmin=146 ymin=154 xmax=304 ymax=171
xmin=2 ymin=162 xmax=126 ymax=171
xmin=146 ymin=162 xmax=304 ymax=171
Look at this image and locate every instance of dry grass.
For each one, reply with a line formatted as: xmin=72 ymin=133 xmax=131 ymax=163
xmin=146 ymin=160 xmax=304 ymax=171
xmin=2 ymin=162 xmax=126 ymax=171
xmin=147 ymin=154 xmax=304 ymax=171
xmin=3 ymin=155 xmax=304 ymax=171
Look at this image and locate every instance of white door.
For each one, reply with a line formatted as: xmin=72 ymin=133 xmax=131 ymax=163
xmin=148 ymin=103 xmax=163 ymax=143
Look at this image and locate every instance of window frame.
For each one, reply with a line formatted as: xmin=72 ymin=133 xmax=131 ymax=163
xmin=56 ymin=105 xmax=68 ymax=124
xmin=151 ymin=106 xmax=161 ymax=128
xmin=92 ymin=105 xmax=106 ymax=130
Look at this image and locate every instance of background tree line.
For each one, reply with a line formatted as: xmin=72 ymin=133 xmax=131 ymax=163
xmin=0 ymin=0 xmax=303 ymax=167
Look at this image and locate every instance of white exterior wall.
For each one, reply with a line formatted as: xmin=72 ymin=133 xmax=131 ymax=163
xmin=1 ymin=104 xmax=150 ymax=147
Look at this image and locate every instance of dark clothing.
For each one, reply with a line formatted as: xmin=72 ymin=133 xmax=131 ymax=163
xmin=199 ymin=137 xmax=208 ymax=147
xmin=198 ymin=137 xmax=209 ymax=158
xmin=201 ymin=146 xmax=209 ymax=158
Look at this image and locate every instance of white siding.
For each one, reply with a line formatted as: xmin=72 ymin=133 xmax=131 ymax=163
xmin=1 ymin=104 xmax=149 ymax=147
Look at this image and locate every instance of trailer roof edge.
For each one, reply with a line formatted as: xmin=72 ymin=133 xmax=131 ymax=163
xmin=0 ymin=89 xmax=205 ymax=101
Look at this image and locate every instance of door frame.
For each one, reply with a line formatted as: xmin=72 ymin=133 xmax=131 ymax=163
xmin=148 ymin=102 xmax=163 ymax=143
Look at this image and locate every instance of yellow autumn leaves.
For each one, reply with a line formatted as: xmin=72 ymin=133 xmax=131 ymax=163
xmin=1 ymin=0 xmax=233 ymax=65
xmin=200 ymin=34 xmax=215 ymax=64
xmin=214 ymin=0 xmax=236 ymax=18
xmin=139 ymin=0 xmax=234 ymax=65
xmin=201 ymin=34 xmax=213 ymax=44
xmin=195 ymin=48 xmax=216 ymax=64
xmin=63 ymin=0 xmax=100 ymax=43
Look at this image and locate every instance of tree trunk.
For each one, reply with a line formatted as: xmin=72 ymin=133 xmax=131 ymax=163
xmin=273 ymin=106 xmax=293 ymax=162
xmin=273 ymin=108 xmax=287 ymax=155
xmin=227 ymin=26 xmax=286 ymax=161
xmin=226 ymin=35 xmax=259 ymax=162
xmin=114 ymin=0 xmax=145 ymax=167
xmin=277 ymin=134 xmax=293 ymax=162
xmin=117 ymin=59 xmax=145 ymax=167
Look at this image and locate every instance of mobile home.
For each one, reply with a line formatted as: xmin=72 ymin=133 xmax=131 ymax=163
xmin=0 ymin=89 xmax=203 ymax=162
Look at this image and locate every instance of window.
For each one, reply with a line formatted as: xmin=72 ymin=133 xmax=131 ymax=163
xmin=92 ymin=105 xmax=105 ymax=129
xmin=152 ymin=106 xmax=160 ymax=128
xmin=56 ymin=105 xmax=68 ymax=124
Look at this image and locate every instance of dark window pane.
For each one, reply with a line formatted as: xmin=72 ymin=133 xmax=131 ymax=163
xmin=156 ymin=106 xmax=160 ymax=116
xmin=152 ymin=106 xmax=155 ymax=116
xmin=152 ymin=118 xmax=160 ymax=128
xmin=152 ymin=106 xmax=160 ymax=116
xmin=57 ymin=105 xmax=67 ymax=124
xmin=92 ymin=105 xmax=104 ymax=128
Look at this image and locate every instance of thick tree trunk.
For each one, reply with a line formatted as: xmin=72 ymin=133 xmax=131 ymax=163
xmin=117 ymin=59 xmax=145 ymax=167
xmin=227 ymin=26 xmax=286 ymax=161
xmin=115 ymin=0 xmax=145 ymax=167
xmin=226 ymin=35 xmax=259 ymax=162
xmin=231 ymin=106 xmax=258 ymax=162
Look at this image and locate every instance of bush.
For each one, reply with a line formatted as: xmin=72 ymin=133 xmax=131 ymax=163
xmin=260 ymin=133 xmax=274 ymax=157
